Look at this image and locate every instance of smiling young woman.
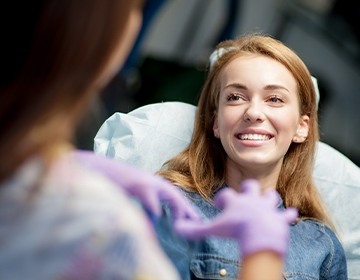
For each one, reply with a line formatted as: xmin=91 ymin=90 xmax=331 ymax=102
xmin=156 ymin=33 xmax=348 ymax=280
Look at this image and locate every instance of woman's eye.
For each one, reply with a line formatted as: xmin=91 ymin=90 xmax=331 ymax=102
xmin=227 ymin=93 xmax=242 ymax=101
xmin=268 ymin=95 xmax=284 ymax=103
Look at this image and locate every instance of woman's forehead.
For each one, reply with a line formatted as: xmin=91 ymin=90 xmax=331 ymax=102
xmin=218 ymin=55 xmax=297 ymax=92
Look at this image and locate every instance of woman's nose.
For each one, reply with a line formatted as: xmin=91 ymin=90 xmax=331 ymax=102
xmin=243 ymin=101 xmax=265 ymax=122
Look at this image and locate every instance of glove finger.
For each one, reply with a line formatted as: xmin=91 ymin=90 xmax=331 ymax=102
xmin=283 ymin=207 xmax=298 ymax=224
xmin=174 ymin=217 xmax=232 ymax=239
xmin=158 ymin=184 xmax=200 ymax=220
xmin=170 ymin=202 xmax=201 ymax=220
xmin=213 ymin=188 xmax=236 ymax=209
xmin=174 ymin=220 xmax=212 ymax=239
xmin=240 ymin=179 xmax=261 ymax=195
xmin=263 ymin=189 xmax=281 ymax=207
xmin=139 ymin=191 xmax=162 ymax=217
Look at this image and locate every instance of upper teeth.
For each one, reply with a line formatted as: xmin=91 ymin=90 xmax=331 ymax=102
xmin=240 ymin=134 xmax=270 ymax=140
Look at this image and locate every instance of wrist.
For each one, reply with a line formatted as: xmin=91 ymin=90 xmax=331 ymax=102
xmin=240 ymin=251 xmax=283 ymax=280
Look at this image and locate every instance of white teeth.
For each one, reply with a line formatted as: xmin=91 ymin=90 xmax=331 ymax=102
xmin=240 ymin=134 xmax=270 ymax=141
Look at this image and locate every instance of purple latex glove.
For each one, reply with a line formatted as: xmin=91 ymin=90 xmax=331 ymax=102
xmin=175 ymin=179 xmax=298 ymax=258
xmin=71 ymin=150 xmax=200 ymax=221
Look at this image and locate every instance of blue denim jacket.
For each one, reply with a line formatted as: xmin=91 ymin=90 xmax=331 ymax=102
xmin=154 ymin=186 xmax=348 ymax=280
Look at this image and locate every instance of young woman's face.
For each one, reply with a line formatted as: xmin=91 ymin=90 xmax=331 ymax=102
xmin=213 ymin=54 xmax=309 ymax=175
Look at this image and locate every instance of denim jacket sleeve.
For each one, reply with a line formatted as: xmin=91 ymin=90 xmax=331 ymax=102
xmin=321 ymin=224 xmax=348 ymax=279
xmin=284 ymin=219 xmax=348 ymax=280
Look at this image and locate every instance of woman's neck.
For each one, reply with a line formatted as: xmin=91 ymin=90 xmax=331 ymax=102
xmin=224 ymin=159 xmax=282 ymax=192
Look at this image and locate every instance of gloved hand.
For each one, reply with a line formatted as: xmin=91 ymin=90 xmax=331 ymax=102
xmin=71 ymin=150 xmax=200 ymax=221
xmin=174 ymin=179 xmax=298 ymax=258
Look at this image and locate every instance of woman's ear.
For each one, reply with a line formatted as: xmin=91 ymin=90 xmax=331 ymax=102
xmin=213 ymin=114 xmax=220 ymax=138
xmin=293 ymin=115 xmax=309 ymax=143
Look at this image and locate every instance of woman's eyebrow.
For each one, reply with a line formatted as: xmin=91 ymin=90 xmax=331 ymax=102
xmin=264 ymin=84 xmax=290 ymax=93
xmin=224 ymin=83 xmax=290 ymax=93
xmin=223 ymin=82 xmax=247 ymax=90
